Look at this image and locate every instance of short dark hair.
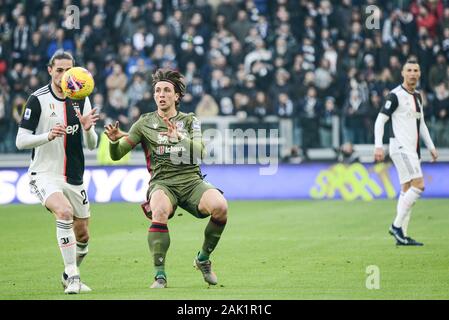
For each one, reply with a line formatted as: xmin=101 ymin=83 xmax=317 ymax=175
xmin=151 ymin=68 xmax=186 ymax=107
xmin=405 ymin=58 xmax=419 ymax=65
xmin=48 ymin=50 xmax=75 ymax=66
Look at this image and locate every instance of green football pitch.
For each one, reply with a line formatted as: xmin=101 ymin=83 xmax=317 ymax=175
xmin=1 ymin=199 xmax=448 ymax=300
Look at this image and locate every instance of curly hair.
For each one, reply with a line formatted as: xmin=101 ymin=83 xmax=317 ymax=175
xmin=151 ymin=68 xmax=186 ymax=107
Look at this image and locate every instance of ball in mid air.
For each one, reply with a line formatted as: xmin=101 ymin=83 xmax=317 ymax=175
xmin=61 ymin=67 xmax=95 ymax=100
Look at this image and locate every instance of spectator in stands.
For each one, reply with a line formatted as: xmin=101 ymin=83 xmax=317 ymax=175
xmin=433 ymin=82 xmax=449 ymax=147
xmin=314 ymin=58 xmax=334 ymax=97
xmin=120 ymin=5 xmax=143 ymax=43
xmin=134 ymin=91 xmax=156 ymax=118
xmin=319 ymin=96 xmax=337 ymax=148
xmin=106 ymin=62 xmax=128 ymax=96
xmin=337 ymin=142 xmax=360 ymax=164
xmin=28 ymin=31 xmax=47 ymax=70
xmin=230 ymin=10 xmax=253 ymax=45
xmin=366 ymin=91 xmax=383 ymax=144
xmin=105 ymin=88 xmax=130 ymax=130
xmin=228 ymin=38 xmax=245 ymax=71
xmin=0 ymin=91 xmax=9 ymax=152
xmin=269 ymin=68 xmax=291 ymax=98
xmin=298 ymin=86 xmax=322 ymax=149
xmin=1 ymin=0 xmax=449 ymax=157
xmin=233 ymin=91 xmax=251 ymax=119
xmin=10 ymin=94 xmax=26 ymax=148
xmin=47 ymin=28 xmax=75 ymax=60
xmin=342 ymin=89 xmax=370 ymax=144
xmin=195 ymin=94 xmax=219 ymax=118
xmin=11 ymin=15 xmax=30 ymax=64
xmin=217 ymin=0 xmax=239 ymax=26
xmin=416 ymin=5 xmax=438 ymax=38
xmin=7 ymin=62 xmax=28 ymax=94
xmin=250 ymin=90 xmax=272 ymax=118
xmin=275 ymin=91 xmax=294 ymax=119
xmin=127 ymin=72 xmax=150 ymax=108
xmin=428 ymin=53 xmax=448 ymax=91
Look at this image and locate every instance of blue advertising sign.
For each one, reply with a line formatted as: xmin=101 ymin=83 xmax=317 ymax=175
xmin=1 ymin=163 xmax=448 ymax=204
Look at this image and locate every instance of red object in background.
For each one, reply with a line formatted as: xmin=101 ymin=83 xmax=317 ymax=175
xmin=417 ymin=12 xmax=438 ymax=37
xmin=0 ymin=60 xmax=7 ymax=74
xmin=410 ymin=0 xmax=443 ymax=38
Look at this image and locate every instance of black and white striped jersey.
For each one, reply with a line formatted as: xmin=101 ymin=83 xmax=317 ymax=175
xmin=19 ymin=84 xmax=93 ymax=185
xmin=379 ymin=85 xmax=431 ymax=158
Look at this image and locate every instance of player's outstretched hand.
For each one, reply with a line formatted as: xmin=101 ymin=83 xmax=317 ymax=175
xmin=48 ymin=123 xmax=67 ymax=141
xmin=104 ymin=121 xmax=128 ymax=142
xmin=374 ymin=147 xmax=384 ymax=162
xmin=430 ymin=148 xmax=438 ymax=162
xmin=76 ymin=107 xmax=99 ymax=131
xmin=160 ymin=117 xmax=182 ymax=142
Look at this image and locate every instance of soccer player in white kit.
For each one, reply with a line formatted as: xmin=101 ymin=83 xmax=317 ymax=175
xmin=374 ymin=59 xmax=438 ymax=246
xmin=15 ymin=51 xmax=99 ymax=293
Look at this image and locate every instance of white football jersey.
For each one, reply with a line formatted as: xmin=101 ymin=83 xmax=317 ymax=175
xmin=19 ymin=84 xmax=92 ymax=185
xmin=380 ymin=85 xmax=425 ymax=157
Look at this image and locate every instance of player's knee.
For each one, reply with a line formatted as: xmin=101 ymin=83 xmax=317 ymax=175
xmin=76 ymin=231 xmax=89 ymax=243
xmin=54 ymin=205 xmax=74 ymax=220
xmin=412 ymin=181 xmax=425 ymax=192
xmin=151 ymin=207 xmax=171 ymax=223
xmin=211 ymin=199 xmax=228 ymax=221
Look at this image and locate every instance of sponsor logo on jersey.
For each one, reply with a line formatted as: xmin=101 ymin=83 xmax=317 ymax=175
xmin=152 ymin=123 xmax=158 ymax=129
xmin=66 ymin=124 xmax=80 ymax=135
xmin=50 ymin=112 xmax=57 ymax=117
xmin=24 ymin=108 xmax=31 ymax=120
xmin=156 ymin=146 xmax=165 ymax=155
xmin=165 ymin=145 xmax=186 ymax=153
xmin=155 ymin=145 xmax=187 ymax=155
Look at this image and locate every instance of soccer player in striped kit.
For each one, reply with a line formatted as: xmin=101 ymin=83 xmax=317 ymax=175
xmin=374 ymin=58 xmax=438 ymax=246
xmin=16 ymin=50 xmax=99 ymax=293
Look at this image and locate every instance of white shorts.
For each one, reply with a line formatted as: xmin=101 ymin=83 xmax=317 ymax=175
xmin=390 ymin=152 xmax=423 ymax=185
xmin=28 ymin=173 xmax=90 ymax=219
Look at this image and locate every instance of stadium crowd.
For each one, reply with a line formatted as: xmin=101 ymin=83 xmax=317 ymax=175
xmin=1 ymin=0 xmax=449 ymax=155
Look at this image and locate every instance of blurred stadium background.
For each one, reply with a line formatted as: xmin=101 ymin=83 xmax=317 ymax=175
xmin=1 ymin=0 xmax=449 ymax=203
xmin=1 ymin=0 xmax=449 ymax=300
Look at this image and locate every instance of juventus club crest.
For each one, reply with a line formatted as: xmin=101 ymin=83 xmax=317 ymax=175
xmin=73 ymin=102 xmax=80 ymax=117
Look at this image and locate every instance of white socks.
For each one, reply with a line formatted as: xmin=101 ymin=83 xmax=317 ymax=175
xmin=402 ymin=208 xmax=411 ymax=237
xmin=393 ymin=187 xmax=422 ymax=232
xmin=56 ymin=219 xmax=78 ymax=278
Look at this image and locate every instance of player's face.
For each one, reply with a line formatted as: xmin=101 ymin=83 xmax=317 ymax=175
xmin=48 ymin=59 xmax=73 ymax=89
xmin=154 ymin=81 xmax=179 ymax=111
xmin=401 ymin=63 xmax=421 ymax=88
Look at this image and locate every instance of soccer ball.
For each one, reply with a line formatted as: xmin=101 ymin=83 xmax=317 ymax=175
xmin=61 ymin=67 xmax=95 ymax=100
